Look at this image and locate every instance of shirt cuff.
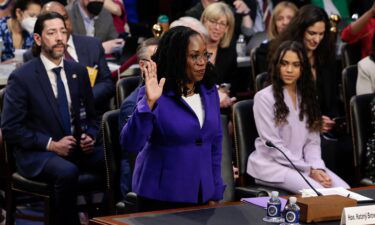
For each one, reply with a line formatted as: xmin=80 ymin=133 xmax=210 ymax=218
xmin=46 ymin=137 xmax=52 ymax=151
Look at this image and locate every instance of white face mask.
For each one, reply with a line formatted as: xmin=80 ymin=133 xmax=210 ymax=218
xmin=21 ymin=17 xmax=37 ymax=34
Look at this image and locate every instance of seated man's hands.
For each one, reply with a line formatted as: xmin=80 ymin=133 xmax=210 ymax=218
xmin=102 ymin=38 xmax=125 ymax=54
xmin=80 ymin=133 xmax=95 ymax=154
xmin=310 ymin=169 xmax=332 ymax=188
xmin=48 ymin=136 xmax=77 ymax=157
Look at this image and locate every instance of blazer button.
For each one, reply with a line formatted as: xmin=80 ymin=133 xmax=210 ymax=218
xmin=195 ymin=138 xmax=203 ymax=146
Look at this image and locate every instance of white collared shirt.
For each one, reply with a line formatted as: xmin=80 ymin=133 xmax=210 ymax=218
xmin=40 ymin=53 xmax=72 ymax=113
xmin=78 ymin=3 xmax=96 ymax=37
xmin=181 ymin=93 xmax=205 ymax=128
xmin=66 ymin=36 xmax=79 ymax=62
xmin=40 ymin=54 xmax=73 ymax=150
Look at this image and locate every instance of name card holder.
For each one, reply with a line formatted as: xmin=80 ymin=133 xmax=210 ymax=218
xmin=341 ymin=205 xmax=375 ymax=225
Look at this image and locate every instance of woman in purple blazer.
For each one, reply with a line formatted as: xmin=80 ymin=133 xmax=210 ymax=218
xmin=120 ymin=26 xmax=225 ymax=211
xmin=247 ymin=41 xmax=349 ymax=193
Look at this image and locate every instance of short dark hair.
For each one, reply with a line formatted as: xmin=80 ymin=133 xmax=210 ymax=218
xmin=11 ymin=0 xmax=41 ymax=19
xmin=32 ymin=12 xmax=66 ymax=57
xmin=151 ymin=26 xmax=216 ymax=96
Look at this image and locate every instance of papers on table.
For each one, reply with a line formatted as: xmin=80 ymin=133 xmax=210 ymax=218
xmin=299 ymin=187 xmax=372 ymax=201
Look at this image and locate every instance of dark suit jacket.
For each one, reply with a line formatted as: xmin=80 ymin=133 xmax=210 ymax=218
xmin=1 ymin=57 xmax=98 ymax=178
xmin=66 ymin=0 xmax=118 ymax=42
xmin=214 ymin=44 xmax=238 ymax=85
xmin=23 ymin=34 xmax=115 ymax=115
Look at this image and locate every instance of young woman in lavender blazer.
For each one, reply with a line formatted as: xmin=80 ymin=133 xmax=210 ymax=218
xmin=247 ymin=41 xmax=349 ymax=193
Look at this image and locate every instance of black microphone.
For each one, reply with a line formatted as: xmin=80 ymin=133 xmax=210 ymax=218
xmin=265 ymin=140 xmax=323 ymax=196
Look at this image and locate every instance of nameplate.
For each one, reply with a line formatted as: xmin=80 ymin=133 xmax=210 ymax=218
xmin=340 ymin=205 xmax=375 ymax=225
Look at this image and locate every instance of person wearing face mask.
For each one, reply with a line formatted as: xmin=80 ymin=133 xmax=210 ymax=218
xmin=66 ymin=0 xmax=120 ymax=44
xmin=0 ymin=0 xmax=41 ymax=62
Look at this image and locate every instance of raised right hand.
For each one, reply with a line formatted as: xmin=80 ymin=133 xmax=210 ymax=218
xmin=48 ymin=136 xmax=77 ymax=157
xmin=142 ymin=60 xmax=166 ymax=109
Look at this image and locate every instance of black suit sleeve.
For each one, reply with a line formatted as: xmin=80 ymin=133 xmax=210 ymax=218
xmin=1 ymin=73 xmax=50 ymax=150
xmin=92 ymin=40 xmax=115 ymax=110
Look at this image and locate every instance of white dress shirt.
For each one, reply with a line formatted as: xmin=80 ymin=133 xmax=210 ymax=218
xmin=182 ymin=93 xmax=205 ymax=128
xmin=66 ymin=36 xmax=79 ymax=62
xmin=40 ymin=54 xmax=73 ymax=149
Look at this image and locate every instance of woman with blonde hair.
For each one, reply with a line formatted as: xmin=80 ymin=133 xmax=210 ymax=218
xmin=256 ymin=1 xmax=298 ymax=75
xmin=201 ymin=2 xmax=236 ymax=87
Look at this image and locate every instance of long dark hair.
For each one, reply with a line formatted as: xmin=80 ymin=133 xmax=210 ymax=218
xmin=270 ymin=5 xmax=332 ymax=71
xmin=151 ymin=26 xmax=216 ymax=96
xmin=271 ymin=41 xmax=322 ymax=131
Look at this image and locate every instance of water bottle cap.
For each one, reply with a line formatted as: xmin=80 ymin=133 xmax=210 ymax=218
xmin=158 ymin=15 xmax=169 ymax=24
xmin=289 ymin=197 xmax=297 ymax=204
xmin=271 ymin=191 xmax=279 ymax=197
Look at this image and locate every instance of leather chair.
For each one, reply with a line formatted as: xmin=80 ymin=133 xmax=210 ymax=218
xmin=0 ymin=88 xmax=5 ymax=224
xmin=220 ymin=115 xmax=235 ymax=201
xmin=255 ymin=72 xmax=269 ymax=93
xmin=232 ymin=99 xmax=291 ymax=196
xmin=350 ymin=93 xmax=375 ymax=185
xmin=115 ymin=75 xmax=142 ymax=109
xmin=341 ymin=42 xmax=361 ymax=69
xmin=250 ymin=46 xmax=259 ymax=84
xmin=1 ymin=89 xmax=106 ymax=224
xmin=342 ymin=65 xmax=358 ymax=133
xmin=101 ymin=109 xmax=137 ymax=214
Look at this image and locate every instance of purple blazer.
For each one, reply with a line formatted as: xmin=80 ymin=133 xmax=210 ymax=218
xmin=120 ymin=84 xmax=225 ymax=203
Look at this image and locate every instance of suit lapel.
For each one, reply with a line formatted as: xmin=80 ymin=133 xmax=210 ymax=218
xmin=35 ymin=58 xmax=65 ymax=132
xmin=64 ymin=61 xmax=79 ymax=118
xmin=72 ymin=35 xmax=87 ymax=64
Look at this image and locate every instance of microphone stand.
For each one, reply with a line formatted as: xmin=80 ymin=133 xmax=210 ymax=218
xmin=265 ymin=140 xmax=323 ymax=196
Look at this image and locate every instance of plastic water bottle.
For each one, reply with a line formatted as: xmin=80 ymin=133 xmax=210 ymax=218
xmin=283 ymin=197 xmax=300 ymax=225
xmin=236 ymin=34 xmax=246 ymax=57
xmin=263 ymin=191 xmax=284 ymax=223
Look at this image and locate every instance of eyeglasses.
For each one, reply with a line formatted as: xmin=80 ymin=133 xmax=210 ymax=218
xmin=188 ymin=52 xmax=212 ymax=63
xmin=207 ymin=19 xmax=228 ymax=29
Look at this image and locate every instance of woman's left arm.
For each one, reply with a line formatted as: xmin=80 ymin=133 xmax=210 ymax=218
xmin=303 ymin=131 xmax=326 ymax=169
xmin=210 ymin=87 xmax=225 ymax=201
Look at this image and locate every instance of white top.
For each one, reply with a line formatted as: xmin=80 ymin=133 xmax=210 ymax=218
xmin=357 ymin=56 xmax=375 ymax=95
xmin=182 ymin=93 xmax=205 ymax=128
xmin=66 ymin=36 xmax=79 ymax=62
xmin=40 ymin=54 xmax=72 ymax=110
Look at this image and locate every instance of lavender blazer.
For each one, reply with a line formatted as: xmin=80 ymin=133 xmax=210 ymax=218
xmin=120 ymin=84 xmax=225 ymax=203
xmin=247 ymin=86 xmax=325 ymax=183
